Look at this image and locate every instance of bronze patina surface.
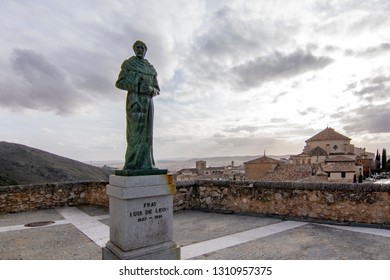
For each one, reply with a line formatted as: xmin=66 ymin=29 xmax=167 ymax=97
xmin=115 ymin=40 xmax=166 ymax=175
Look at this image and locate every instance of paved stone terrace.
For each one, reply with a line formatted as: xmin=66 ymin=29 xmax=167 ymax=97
xmin=1 ymin=205 xmax=390 ymax=260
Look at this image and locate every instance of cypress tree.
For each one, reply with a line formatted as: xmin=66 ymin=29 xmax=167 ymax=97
xmin=375 ymin=149 xmax=381 ymax=171
xmin=383 ymin=148 xmax=387 ymax=171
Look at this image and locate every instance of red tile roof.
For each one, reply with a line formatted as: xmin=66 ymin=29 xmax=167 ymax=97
xmin=306 ymin=127 xmax=351 ymax=142
xmin=326 ymin=155 xmax=355 ymax=162
xmin=322 ymin=162 xmax=355 ymax=172
xmin=244 ymin=155 xmax=282 ymax=164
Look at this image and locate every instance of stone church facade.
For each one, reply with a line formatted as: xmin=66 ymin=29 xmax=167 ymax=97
xmin=245 ymin=127 xmax=374 ymax=183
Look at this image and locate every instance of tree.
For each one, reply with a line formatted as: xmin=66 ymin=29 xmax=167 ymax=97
xmin=375 ymin=149 xmax=381 ymax=171
xmin=383 ymin=148 xmax=387 ymax=171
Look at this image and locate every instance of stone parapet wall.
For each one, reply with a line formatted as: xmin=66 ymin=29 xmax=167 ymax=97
xmin=175 ymin=180 xmax=390 ymax=225
xmin=84 ymin=182 xmax=109 ymax=207
xmin=0 ymin=181 xmax=108 ymax=213
xmin=2 ymin=179 xmax=390 ymax=226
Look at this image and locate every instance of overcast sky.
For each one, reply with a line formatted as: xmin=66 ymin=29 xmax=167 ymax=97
xmin=1 ymin=0 xmax=390 ymax=162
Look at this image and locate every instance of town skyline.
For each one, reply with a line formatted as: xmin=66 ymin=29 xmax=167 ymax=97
xmin=1 ymin=1 xmax=389 ymax=162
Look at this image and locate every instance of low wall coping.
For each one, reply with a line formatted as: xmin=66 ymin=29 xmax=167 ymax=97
xmin=0 ymin=180 xmax=109 ymax=193
xmin=176 ymin=180 xmax=390 ymax=192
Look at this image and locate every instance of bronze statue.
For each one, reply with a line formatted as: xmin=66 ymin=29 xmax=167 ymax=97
xmin=115 ymin=40 xmax=165 ymax=174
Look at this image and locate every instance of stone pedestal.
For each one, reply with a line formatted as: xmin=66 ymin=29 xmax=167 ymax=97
xmin=102 ymin=174 xmax=180 ymax=260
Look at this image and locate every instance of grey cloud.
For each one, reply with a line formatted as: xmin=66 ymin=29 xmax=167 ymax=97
xmin=1 ymin=46 xmax=125 ymax=115
xmin=210 ymin=134 xmax=279 ymax=153
xmin=193 ymin=7 xmax=265 ymax=59
xmin=348 ymin=74 xmax=390 ymax=102
xmin=298 ymin=107 xmax=318 ymax=116
xmin=345 ymin=42 xmax=390 ymax=57
xmin=324 ymin=45 xmax=341 ymax=53
xmin=341 ymin=103 xmax=390 ymax=134
xmin=182 ymin=5 xmax=336 ymax=93
xmin=344 ymin=49 xmax=354 ymax=56
xmin=343 ymin=82 xmax=357 ymax=92
xmin=208 ymin=124 xmax=320 ymax=156
xmin=12 ymin=49 xmax=61 ymax=82
xmin=348 ymin=9 xmax=390 ymax=34
xmin=59 ymin=47 xmax=118 ymax=95
xmin=188 ymin=5 xmax=299 ymax=79
xmin=212 ymin=133 xmax=225 ymax=138
xmin=0 ymin=1 xmax=180 ymax=115
xmin=270 ymin=118 xmax=288 ymax=123
xmin=2 ymin=48 xmax=90 ymax=115
xmin=231 ymin=49 xmax=333 ymax=89
xmin=361 ymin=43 xmax=390 ymax=57
xmin=272 ymin=91 xmax=287 ymax=103
xmin=223 ymin=125 xmax=260 ymax=134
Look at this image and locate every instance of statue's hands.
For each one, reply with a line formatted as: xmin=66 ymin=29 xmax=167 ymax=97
xmin=152 ymin=89 xmax=160 ymax=97
xmin=140 ymin=84 xmax=159 ymax=97
xmin=140 ymin=84 xmax=153 ymax=94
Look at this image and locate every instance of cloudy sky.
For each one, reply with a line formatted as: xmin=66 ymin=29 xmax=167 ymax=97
xmin=1 ymin=0 xmax=390 ymax=163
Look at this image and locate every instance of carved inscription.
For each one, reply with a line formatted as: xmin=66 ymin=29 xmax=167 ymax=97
xmin=129 ymin=201 xmax=169 ymax=223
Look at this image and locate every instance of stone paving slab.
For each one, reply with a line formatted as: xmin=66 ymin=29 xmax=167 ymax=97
xmin=191 ymin=223 xmax=390 ymax=260
xmin=1 ymin=205 xmax=390 ymax=260
xmin=0 ymin=223 xmax=101 ymax=260
xmin=77 ymin=205 xmax=109 ymax=217
xmin=173 ymin=210 xmax=281 ymax=246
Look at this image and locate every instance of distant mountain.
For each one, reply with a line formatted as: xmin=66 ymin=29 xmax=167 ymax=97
xmin=0 ymin=141 xmax=113 ymax=186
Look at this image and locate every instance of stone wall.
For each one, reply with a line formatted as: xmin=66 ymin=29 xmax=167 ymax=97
xmin=174 ymin=180 xmax=390 ymax=226
xmin=1 ymin=179 xmax=390 ymax=226
xmin=84 ymin=181 xmax=109 ymax=207
xmin=0 ymin=181 xmax=108 ymax=213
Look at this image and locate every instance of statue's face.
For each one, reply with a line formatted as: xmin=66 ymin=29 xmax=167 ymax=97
xmin=134 ymin=43 xmax=146 ymax=59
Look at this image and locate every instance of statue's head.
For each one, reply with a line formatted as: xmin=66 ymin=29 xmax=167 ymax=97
xmin=133 ymin=40 xmax=147 ymax=59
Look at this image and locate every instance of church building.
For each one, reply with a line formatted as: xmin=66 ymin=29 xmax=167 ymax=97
xmin=245 ymin=127 xmax=374 ymax=183
xmin=292 ymin=127 xmax=373 ymax=182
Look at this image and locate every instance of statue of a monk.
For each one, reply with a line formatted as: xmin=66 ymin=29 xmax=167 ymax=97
xmin=115 ymin=40 xmax=160 ymax=171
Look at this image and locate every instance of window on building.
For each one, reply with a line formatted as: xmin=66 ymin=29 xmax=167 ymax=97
xmin=341 ymin=172 xmax=346 ymax=178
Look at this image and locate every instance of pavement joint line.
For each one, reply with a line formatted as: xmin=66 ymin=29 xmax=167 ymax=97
xmin=56 ymin=207 xmax=109 ymax=248
xmin=317 ymin=223 xmax=390 ymax=238
xmin=94 ymin=214 xmax=110 ymax=220
xmin=180 ymin=220 xmax=307 ymax=260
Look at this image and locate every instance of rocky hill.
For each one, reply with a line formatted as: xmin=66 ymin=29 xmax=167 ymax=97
xmin=0 ymin=141 xmax=113 ymax=186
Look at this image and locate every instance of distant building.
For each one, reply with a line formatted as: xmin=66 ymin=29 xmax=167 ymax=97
xmin=244 ymin=154 xmax=282 ymax=180
xmin=196 ymin=160 xmax=206 ymax=170
xmin=355 ymin=147 xmax=375 ymax=178
xmin=175 ymin=160 xmax=245 ymax=181
xmin=322 ymin=155 xmax=356 ymax=182
xmin=244 ymin=127 xmax=375 ymax=183
xmin=301 ymin=127 xmax=375 ymax=182
xmin=303 ymin=127 xmax=355 ymax=156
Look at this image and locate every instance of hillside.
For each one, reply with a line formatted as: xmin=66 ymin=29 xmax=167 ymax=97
xmin=0 ymin=141 xmax=113 ymax=186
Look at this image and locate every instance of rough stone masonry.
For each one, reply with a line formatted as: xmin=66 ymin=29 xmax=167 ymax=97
xmin=1 ymin=180 xmax=390 ymax=226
